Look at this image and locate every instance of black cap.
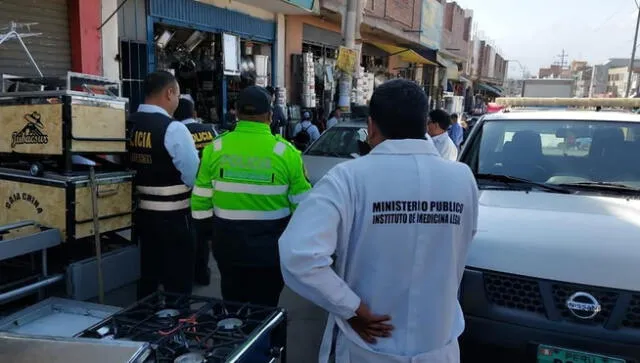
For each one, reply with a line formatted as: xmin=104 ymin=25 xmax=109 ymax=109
xmin=237 ymin=86 xmax=271 ymax=115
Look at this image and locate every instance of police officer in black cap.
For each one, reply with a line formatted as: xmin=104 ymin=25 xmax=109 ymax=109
xmin=191 ymin=86 xmax=311 ymax=306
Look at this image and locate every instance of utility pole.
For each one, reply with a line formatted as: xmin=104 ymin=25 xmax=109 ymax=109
xmin=338 ymin=0 xmax=360 ymax=113
xmin=588 ymin=65 xmax=596 ymax=98
xmin=555 ymin=49 xmax=568 ymax=76
xmin=625 ymin=1 xmax=640 ymax=97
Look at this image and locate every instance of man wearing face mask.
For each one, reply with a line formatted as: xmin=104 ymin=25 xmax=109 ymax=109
xmin=279 ymin=79 xmax=479 ymax=363
xmin=128 ymin=71 xmax=200 ymax=298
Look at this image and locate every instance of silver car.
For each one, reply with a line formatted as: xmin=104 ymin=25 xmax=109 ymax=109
xmin=302 ymin=121 xmax=367 ymax=185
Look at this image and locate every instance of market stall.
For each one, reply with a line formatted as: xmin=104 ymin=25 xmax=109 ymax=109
xmin=147 ymin=0 xmax=275 ymax=125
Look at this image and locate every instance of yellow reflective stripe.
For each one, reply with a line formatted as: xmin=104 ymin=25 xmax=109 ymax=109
xmin=136 ymin=184 xmax=191 ymax=196
xmin=192 ymin=209 xmax=214 ymax=219
xmin=289 ymin=190 xmax=310 ymax=204
xmin=138 ymin=199 xmax=190 ymax=211
xmin=192 ymin=186 xmax=213 ymax=198
xmin=213 ymin=207 xmax=291 ymax=220
xmin=214 ymin=181 xmax=288 ymax=195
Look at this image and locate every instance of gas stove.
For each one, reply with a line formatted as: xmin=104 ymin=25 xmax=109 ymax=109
xmin=77 ymin=292 xmax=287 ymax=363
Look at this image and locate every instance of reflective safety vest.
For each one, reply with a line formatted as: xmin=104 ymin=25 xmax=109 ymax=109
xmin=184 ymin=121 xmax=215 ymax=155
xmin=128 ymin=112 xmax=191 ymax=212
xmin=191 ymin=120 xmax=312 ymax=266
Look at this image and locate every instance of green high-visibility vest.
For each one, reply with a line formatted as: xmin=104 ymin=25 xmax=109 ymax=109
xmin=191 ymin=121 xmax=312 ymax=221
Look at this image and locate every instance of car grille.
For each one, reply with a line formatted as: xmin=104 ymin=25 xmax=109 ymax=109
xmin=483 ymin=272 xmax=639 ymax=329
xmin=552 ymin=283 xmax=618 ymax=325
xmin=623 ymin=295 xmax=640 ymax=329
xmin=484 ymin=273 xmax=545 ymax=315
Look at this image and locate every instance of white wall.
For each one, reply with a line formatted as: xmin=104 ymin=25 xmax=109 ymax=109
xmin=101 ymin=0 xmax=120 ymax=80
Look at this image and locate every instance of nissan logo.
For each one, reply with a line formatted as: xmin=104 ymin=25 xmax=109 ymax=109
xmin=566 ymin=292 xmax=601 ymax=319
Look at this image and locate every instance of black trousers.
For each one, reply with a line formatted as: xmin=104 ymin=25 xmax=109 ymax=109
xmin=217 ymin=264 xmax=284 ymax=307
xmin=136 ymin=210 xmax=195 ymax=299
xmin=193 ymin=224 xmax=210 ymax=279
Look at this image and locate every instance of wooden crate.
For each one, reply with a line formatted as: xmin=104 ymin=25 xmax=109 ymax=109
xmin=0 ymin=92 xmax=128 ymax=167
xmin=0 ymin=167 xmax=134 ymax=241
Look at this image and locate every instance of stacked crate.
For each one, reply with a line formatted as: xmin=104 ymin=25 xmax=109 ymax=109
xmin=352 ymin=71 xmax=375 ymax=105
xmin=0 ymin=72 xmax=134 ymax=243
xmin=302 ymin=52 xmax=316 ymax=108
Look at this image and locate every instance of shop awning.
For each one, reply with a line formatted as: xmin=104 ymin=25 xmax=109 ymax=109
xmin=436 ymin=55 xmax=459 ymax=80
xmin=371 ymin=42 xmax=438 ymax=66
xmin=477 ymin=82 xmax=504 ymax=96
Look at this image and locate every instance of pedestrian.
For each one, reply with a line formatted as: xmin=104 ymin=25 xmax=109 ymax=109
xmin=448 ymin=112 xmax=463 ymax=149
xmin=174 ymin=97 xmax=217 ymax=286
xmin=279 ymin=79 xmax=479 ymax=363
xmin=292 ymin=111 xmax=320 ymax=150
xmin=266 ymin=86 xmax=287 ymax=135
xmin=191 ymin=85 xmax=312 ymax=307
xmin=128 ymin=71 xmax=200 ymax=298
xmin=222 ymin=105 xmax=238 ymax=132
xmin=427 ymin=109 xmax=458 ymax=161
xmin=326 ymin=108 xmax=341 ymax=129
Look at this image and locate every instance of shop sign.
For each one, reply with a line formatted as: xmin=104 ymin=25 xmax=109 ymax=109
xmin=336 ymin=46 xmax=358 ymax=74
xmin=282 ymin=0 xmax=315 ymax=11
xmin=420 ymin=0 xmax=443 ymax=50
xmin=11 ymin=111 xmax=49 ymax=148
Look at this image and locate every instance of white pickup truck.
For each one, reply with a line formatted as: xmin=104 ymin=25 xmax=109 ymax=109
xmin=459 ymin=109 xmax=640 ymax=362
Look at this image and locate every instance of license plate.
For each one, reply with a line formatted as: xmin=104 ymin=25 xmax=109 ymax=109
xmin=537 ymin=345 xmax=625 ymax=363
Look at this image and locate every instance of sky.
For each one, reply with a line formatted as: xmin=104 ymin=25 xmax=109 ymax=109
xmin=452 ymin=0 xmax=640 ymax=78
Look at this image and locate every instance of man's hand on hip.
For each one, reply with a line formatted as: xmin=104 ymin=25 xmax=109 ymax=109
xmin=348 ymin=303 xmax=393 ymax=344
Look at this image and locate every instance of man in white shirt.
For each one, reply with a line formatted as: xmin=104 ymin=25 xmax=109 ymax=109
xmin=427 ymin=109 xmax=458 ymax=161
xmin=326 ymin=108 xmax=341 ymax=130
xmin=279 ymin=79 xmax=479 ymax=363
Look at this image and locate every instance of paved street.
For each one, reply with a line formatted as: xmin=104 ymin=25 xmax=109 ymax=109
xmin=194 ymin=259 xmax=327 ymax=362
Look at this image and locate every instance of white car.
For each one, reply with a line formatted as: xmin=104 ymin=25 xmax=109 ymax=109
xmin=302 ymin=121 xmax=367 ymax=185
xmin=459 ymin=110 xmax=640 ymax=362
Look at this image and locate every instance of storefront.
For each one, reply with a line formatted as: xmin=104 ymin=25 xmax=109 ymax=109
xmin=146 ymin=0 xmax=276 ymax=123
xmin=0 ymin=0 xmax=72 ymax=77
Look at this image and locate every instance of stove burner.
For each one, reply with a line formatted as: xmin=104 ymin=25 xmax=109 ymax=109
xmin=217 ymin=317 xmax=243 ymax=330
xmin=156 ymin=309 xmax=181 ymax=318
xmin=174 ymin=352 xmax=205 ymax=363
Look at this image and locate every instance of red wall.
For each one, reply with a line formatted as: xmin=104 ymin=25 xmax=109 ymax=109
xmin=68 ymin=0 xmax=102 ymax=75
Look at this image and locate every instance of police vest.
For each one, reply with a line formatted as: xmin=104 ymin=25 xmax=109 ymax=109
xmin=184 ymin=122 xmax=215 ymax=155
xmin=128 ymin=112 xmax=191 ymax=212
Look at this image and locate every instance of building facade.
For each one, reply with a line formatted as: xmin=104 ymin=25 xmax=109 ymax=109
xmin=0 ymin=0 xmax=117 ymax=78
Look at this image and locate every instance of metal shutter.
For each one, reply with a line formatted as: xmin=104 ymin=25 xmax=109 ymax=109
xmin=0 ymin=0 xmax=71 ymax=77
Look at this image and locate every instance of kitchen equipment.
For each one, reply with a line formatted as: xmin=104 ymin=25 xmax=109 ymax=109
xmin=0 ymin=332 xmax=150 ymax=363
xmin=79 ymin=291 xmax=287 ymax=362
xmin=0 ymin=297 xmax=121 ymax=337
xmin=0 ymin=167 xmax=134 ymax=242
xmin=0 ymin=72 xmax=127 ymax=173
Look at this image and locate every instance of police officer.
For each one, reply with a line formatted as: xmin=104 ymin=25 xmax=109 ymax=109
xmin=174 ymin=97 xmax=217 ymax=286
xmin=128 ymin=71 xmax=200 ymax=298
xmin=191 ymin=86 xmax=311 ymax=307
xmin=279 ymin=79 xmax=479 ymax=363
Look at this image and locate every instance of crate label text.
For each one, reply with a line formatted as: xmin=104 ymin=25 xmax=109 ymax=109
xmin=5 ymin=192 xmax=44 ymax=214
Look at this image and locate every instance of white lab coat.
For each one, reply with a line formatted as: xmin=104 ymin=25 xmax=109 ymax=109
xmin=430 ymin=132 xmax=458 ymax=161
xmin=279 ymin=139 xmax=479 ymax=363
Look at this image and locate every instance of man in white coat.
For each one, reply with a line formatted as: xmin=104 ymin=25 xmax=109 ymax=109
xmin=427 ymin=109 xmax=458 ymax=161
xmin=279 ymin=79 xmax=479 ymax=363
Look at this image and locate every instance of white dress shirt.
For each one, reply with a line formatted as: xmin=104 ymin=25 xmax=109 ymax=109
xmin=430 ymin=132 xmax=459 ymax=161
xmin=279 ymin=139 xmax=479 ymax=363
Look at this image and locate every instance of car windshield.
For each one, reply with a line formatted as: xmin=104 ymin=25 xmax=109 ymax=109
xmin=305 ymin=126 xmax=360 ymax=158
xmin=462 ymin=119 xmax=640 ymax=191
